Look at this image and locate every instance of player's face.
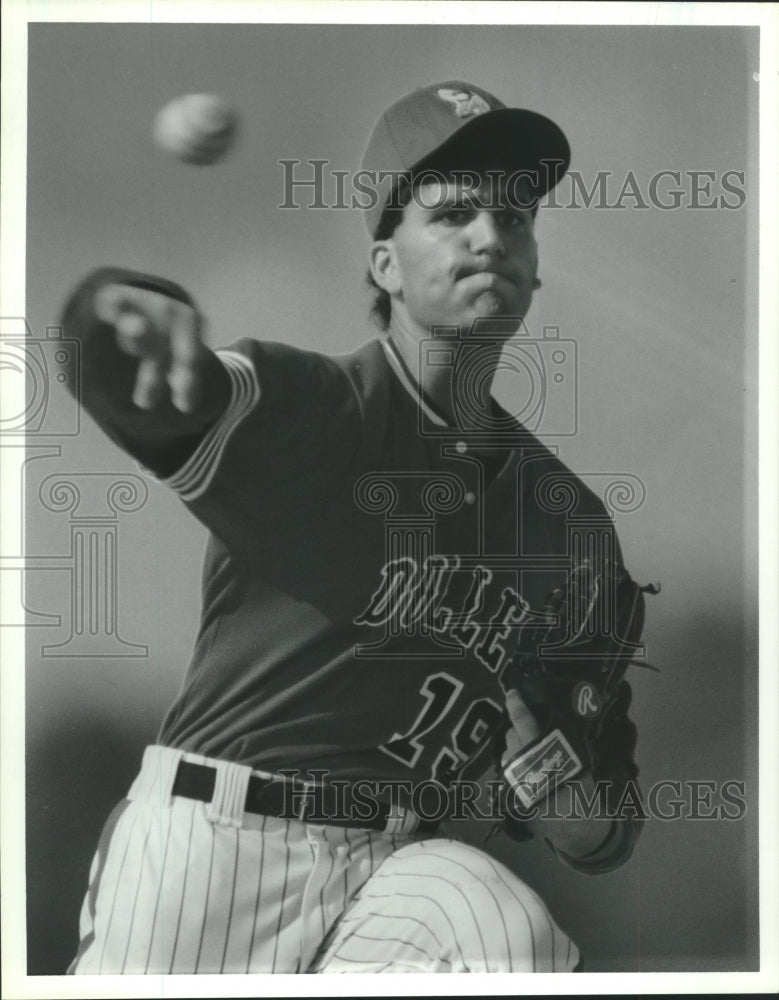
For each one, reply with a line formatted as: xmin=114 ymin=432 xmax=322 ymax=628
xmin=377 ymin=174 xmax=539 ymax=338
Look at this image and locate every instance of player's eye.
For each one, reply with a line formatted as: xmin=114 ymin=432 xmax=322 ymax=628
xmin=498 ymin=209 xmax=532 ymax=229
xmin=436 ymin=204 xmax=473 ymax=225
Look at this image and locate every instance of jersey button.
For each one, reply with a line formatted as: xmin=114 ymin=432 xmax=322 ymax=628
xmin=455 ymin=440 xmax=468 ymax=454
xmin=465 ymin=492 xmax=476 ymax=505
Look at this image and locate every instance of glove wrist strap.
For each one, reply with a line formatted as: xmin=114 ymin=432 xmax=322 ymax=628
xmin=503 ymin=728 xmax=583 ymax=809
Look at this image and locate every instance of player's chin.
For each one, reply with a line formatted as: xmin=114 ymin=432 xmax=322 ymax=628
xmin=458 ymin=276 xmax=531 ymax=322
xmin=473 ymin=290 xmax=520 ymax=315
xmin=461 ymin=291 xmax=529 ymax=331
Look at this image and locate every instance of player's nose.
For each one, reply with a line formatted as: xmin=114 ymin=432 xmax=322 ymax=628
xmin=467 ymin=210 xmax=506 ymax=256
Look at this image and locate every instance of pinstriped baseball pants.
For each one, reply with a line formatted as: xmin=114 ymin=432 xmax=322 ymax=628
xmin=68 ymin=745 xmax=580 ymax=974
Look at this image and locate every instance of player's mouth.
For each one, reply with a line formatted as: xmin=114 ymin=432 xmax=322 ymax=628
xmin=453 ymin=266 xmax=528 ymax=296
xmin=454 ymin=267 xmax=523 ymax=301
xmin=455 ymin=264 xmax=512 ymax=282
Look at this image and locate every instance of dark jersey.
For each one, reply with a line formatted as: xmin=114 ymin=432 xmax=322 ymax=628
xmin=150 ymin=336 xmax=620 ymax=794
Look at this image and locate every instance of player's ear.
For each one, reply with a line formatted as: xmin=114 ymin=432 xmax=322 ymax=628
xmin=369 ymin=240 xmax=402 ymax=295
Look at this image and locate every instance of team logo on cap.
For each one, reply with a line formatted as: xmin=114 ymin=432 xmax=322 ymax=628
xmin=437 ymin=87 xmax=491 ymax=119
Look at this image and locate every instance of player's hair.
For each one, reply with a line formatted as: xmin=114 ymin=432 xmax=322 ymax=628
xmin=367 ymin=179 xmax=414 ymax=331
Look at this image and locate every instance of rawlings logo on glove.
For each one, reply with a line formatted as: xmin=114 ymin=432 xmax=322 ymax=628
xmin=501 ymin=559 xmax=659 ymax=809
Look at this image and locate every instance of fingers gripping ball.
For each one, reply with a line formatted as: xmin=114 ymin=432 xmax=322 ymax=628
xmin=153 ymin=94 xmax=239 ymax=165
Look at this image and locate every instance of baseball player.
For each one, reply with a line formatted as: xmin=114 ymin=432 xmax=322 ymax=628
xmin=62 ymin=81 xmax=647 ymax=975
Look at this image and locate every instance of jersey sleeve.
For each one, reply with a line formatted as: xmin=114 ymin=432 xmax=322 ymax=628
xmin=146 ymin=337 xmax=365 ymax=549
xmin=155 ymin=348 xmax=261 ymax=502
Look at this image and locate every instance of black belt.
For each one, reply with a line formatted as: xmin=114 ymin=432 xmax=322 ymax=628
xmin=171 ymin=760 xmax=440 ymax=834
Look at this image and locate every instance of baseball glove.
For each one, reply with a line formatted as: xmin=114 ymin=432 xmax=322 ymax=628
xmin=499 ymin=559 xmax=659 ymax=814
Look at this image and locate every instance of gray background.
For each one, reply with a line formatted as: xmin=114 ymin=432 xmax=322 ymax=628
xmin=21 ymin=23 xmax=758 ymax=974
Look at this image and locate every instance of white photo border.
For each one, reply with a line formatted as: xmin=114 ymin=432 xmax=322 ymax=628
xmin=2 ymin=1 xmax=777 ymax=997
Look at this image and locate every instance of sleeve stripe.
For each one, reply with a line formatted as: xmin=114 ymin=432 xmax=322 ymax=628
xmin=156 ymin=350 xmax=260 ymax=502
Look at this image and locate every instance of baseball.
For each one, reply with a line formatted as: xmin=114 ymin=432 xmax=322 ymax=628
xmin=153 ymin=93 xmax=239 ymax=165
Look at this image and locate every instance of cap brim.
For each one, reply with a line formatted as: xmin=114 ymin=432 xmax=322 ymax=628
xmin=411 ymin=107 xmax=570 ymax=195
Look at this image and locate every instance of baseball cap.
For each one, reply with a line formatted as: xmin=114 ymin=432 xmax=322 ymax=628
xmin=360 ymin=80 xmax=570 ymax=237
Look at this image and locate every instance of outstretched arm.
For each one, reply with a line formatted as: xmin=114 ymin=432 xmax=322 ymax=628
xmin=60 ymin=267 xmax=232 ymax=475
